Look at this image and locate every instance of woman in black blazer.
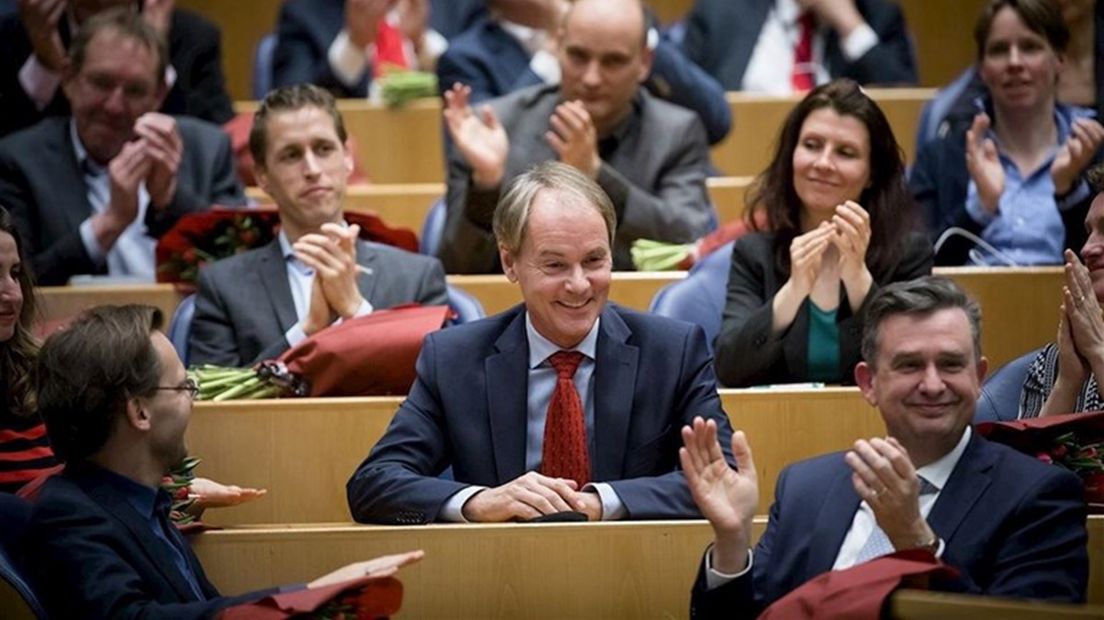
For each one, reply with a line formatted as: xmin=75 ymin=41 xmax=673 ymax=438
xmin=714 ymin=80 xmax=932 ymax=387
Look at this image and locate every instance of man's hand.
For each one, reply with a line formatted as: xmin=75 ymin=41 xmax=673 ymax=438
xmin=799 ymin=0 xmax=864 ymax=38
xmin=308 ymin=550 xmax=425 ymax=589
xmin=302 ymin=273 xmax=337 ymax=336
xmin=91 ymin=140 xmax=150 ymax=251
xmin=188 ymin=477 xmax=267 ymax=509
xmin=1063 ymin=248 xmax=1104 ymax=363
xmin=134 ymin=113 xmax=182 ymax=210
xmin=345 ymin=0 xmax=394 ymax=49
xmin=397 ymin=0 xmax=429 ymax=51
xmin=141 ymin=0 xmax=175 ymax=37
xmin=680 ymin=417 xmax=757 ymax=574
xmin=1052 ymin=118 xmax=1104 ymax=196
xmin=461 ymin=471 xmax=587 ymax=522
xmin=965 ymin=113 xmax=1004 ymax=214
xmin=19 ymin=0 xmax=67 ymax=72
xmin=294 ymin=223 xmax=366 ymax=319
xmin=546 ymin=101 xmax=601 ymax=178
xmin=443 ymin=83 xmax=509 ymax=189
xmin=845 ymin=437 xmax=936 ymax=552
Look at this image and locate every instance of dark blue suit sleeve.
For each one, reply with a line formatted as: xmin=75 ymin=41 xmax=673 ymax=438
xmin=272 ymin=2 xmax=371 ymax=97
xmin=647 ymin=35 xmax=731 ymax=145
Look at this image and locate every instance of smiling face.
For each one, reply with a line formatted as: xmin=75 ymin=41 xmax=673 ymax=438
xmin=255 ymin=105 xmax=353 ymax=241
xmin=0 ymin=231 xmax=23 ymax=343
xmin=1081 ymin=193 xmax=1104 ymax=301
xmin=855 ymin=308 xmax=988 ymax=466
xmin=791 ymin=107 xmax=872 ymax=224
xmin=979 ymin=6 xmax=1063 ymax=115
xmin=500 ymin=188 xmax=612 ymax=349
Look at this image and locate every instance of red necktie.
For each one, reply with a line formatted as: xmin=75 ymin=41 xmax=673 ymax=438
xmin=540 ymin=351 xmax=590 ymax=486
xmin=373 ymin=20 xmax=408 ymax=78
xmin=791 ymin=12 xmax=816 ymax=92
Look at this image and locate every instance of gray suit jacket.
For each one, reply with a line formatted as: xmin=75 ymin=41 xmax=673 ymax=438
xmin=0 ymin=116 xmax=244 ymax=285
xmin=439 ymin=84 xmax=713 ymax=273
xmin=189 ymin=237 xmax=448 ymax=367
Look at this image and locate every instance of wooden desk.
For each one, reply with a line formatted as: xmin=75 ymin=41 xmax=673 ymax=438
xmin=189 ymin=388 xmax=880 ymax=525
xmin=892 ymin=590 xmax=1104 ymax=620
xmin=192 ymin=516 xmax=1104 ymax=618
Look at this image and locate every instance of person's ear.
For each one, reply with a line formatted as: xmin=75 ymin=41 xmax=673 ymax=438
xmin=125 ymin=396 xmax=152 ymax=432
xmin=500 ymin=245 xmax=518 ymax=282
xmin=854 ymin=361 xmax=878 ymax=407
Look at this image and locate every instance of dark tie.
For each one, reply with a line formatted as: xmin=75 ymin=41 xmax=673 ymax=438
xmin=791 ymin=12 xmax=816 ymax=92
xmin=540 ymin=351 xmax=590 ymax=486
xmin=853 ymin=476 xmax=940 ymax=564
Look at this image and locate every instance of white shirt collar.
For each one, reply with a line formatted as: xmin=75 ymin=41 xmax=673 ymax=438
xmin=775 ymin=0 xmax=802 ymax=26
xmin=525 ymin=312 xmax=600 ymax=369
xmin=915 ymin=426 xmax=972 ymax=492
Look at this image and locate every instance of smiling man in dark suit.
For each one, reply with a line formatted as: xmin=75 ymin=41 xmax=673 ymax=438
xmin=189 ymin=84 xmax=447 ymax=367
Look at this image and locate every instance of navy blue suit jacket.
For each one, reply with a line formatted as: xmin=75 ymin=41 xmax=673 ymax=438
xmin=272 ymin=0 xmax=485 ymax=97
xmin=26 ymin=464 xmax=276 ymax=619
xmin=689 ymin=433 xmax=1089 ymax=619
xmin=436 ymin=15 xmax=732 ymax=144
xmin=347 ymin=303 xmax=735 ymax=524
xmin=682 ymin=0 xmax=917 ymax=91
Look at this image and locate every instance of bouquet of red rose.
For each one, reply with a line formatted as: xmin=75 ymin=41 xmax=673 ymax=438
xmin=977 ymin=411 xmax=1104 ymax=509
xmin=156 ymin=207 xmax=418 ymax=288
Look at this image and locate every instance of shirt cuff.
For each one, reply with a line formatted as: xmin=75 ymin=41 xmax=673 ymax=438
xmin=583 ymin=483 xmax=626 ymax=520
xmin=529 ymin=49 xmax=561 ymax=84
xmin=328 ymin=29 xmax=371 ymax=88
xmin=19 ymin=55 xmax=62 ymax=110
xmin=965 ymin=180 xmax=998 ymax=226
xmin=284 ymin=322 xmax=309 ymax=349
xmin=335 ymin=298 xmax=373 ymax=323
xmin=420 ymin=29 xmax=448 ymax=65
xmin=840 ymin=22 xmax=878 ymax=61
xmin=79 ymin=218 xmax=108 ymax=266
xmin=704 ymin=545 xmax=754 ymax=590
xmin=165 ymin=64 xmax=178 ymax=91
xmin=438 ymin=485 xmax=488 ymax=522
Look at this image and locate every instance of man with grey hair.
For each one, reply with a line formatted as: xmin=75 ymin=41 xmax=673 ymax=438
xmin=683 ymin=276 xmax=1088 ymax=617
xmin=348 ymin=161 xmax=734 ymax=524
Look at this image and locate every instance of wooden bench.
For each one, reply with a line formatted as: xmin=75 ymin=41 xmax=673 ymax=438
xmin=191 ymin=516 xmax=1104 ymax=617
xmin=189 ymin=388 xmax=882 ymax=526
xmin=891 ymin=590 xmax=1104 ymax=620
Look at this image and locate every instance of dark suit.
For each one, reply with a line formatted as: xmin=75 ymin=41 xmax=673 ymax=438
xmin=272 ymin=0 xmax=485 ymax=97
xmin=682 ymin=0 xmax=917 ymax=91
xmin=26 ymin=463 xmax=277 ymax=619
xmin=689 ymin=433 xmax=1089 ymax=619
xmin=190 ymin=236 xmax=448 ymax=367
xmin=0 ymin=115 xmax=245 ymax=285
xmin=347 ymin=303 xmax=735 ymax=524
xmin=435 ymin=15 xmax=732 ymax=144
xmin=440 ymin=84 xmax=713 ymax=273
xmin=714 ymin=231 xmax=933 ymax=387
xmin=0 ymin=8 xmax=234 ymax=138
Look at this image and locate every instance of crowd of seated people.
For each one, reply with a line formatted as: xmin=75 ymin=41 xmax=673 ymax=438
xmin=0 ymin=0 xmax=1102 ymax=617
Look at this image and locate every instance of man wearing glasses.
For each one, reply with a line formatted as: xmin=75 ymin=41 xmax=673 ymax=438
xmin=0 ymin=7 xmax=244 ymax=285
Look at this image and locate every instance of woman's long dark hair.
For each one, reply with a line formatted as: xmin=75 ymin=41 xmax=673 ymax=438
xmin=0 ymin=206 xmax=38 ymax=417
xmin=745 ymin=79 xmax=917 ymax=278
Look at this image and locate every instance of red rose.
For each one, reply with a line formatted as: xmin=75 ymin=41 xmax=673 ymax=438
xmin=239 ymin=228 xmax=258 ymax=246
xmin=1036 ymin=452 xmax=1054 ymax=465
xmin=1078 ymin=446 xmax=1099 ymax=459
xmin=182 ymin=247 xmax=197 ymax=264
xmin=1051 ymin=443 xmax=1068 ymax=459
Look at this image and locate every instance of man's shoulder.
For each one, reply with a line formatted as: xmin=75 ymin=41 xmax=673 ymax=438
xmin=637 ymin=89 xmax=702 ymax=131
xmin=169 ymin=7 xmax=220 ymax=41
xmin=175 ymin=115 xmax=231 ymax=147
xmin=0 ymin=116 xmax=67 ymax=155
xmin=31 ymin=472 xmax=103 ymax=525
xmin=489 ymin=83 xmax=560 ymax=118
xmin=973 ymin=436 xmax=1084 ymax=494
xmin=442 ymin=15 xmax=501 ymax=56
xmin=359 ymin=240 xmax=441 ymax=272
xmin=426 ymin=304 xmax=524 ymax=348
xmin=197 ymin=241 xmax=272 ymax=284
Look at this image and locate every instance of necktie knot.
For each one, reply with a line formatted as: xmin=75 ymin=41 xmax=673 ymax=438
xmin=548 ymin=351 xmax=585 ymax=380
xmin=918 ymin=475 xmax=939 ymax=496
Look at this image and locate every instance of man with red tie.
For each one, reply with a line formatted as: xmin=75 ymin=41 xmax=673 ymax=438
xmin=346 ymin=161 xmax=734 ymax=524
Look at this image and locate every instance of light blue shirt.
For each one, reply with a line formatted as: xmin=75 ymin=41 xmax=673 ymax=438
xmin=965 ymin=102 xmax=1095 ymax=266
xmin=73 ymin=120 xmax=157 ymax=280
xmin=278 ymin=229 xmax=372 ymax=347
xmin=440 ymin=313 xmax=627 ymax=521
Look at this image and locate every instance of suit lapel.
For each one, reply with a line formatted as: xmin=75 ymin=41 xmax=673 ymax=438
xmin=256 ymin=239 xmax=298 ymax=331
xmin=485 ymin=310 xmax=531 ymax=483
xmin=927 ymin=434 xmax=995 ymax=542
xmin=49 ymin=120 xmax=98 ymax=234
xmin=355 ymin=239 xmax=379 ymax=305
xmin=806 ymin=463 xmax=862 ymax=576
xmin=592 ymin=308 xmax=639 ymax=481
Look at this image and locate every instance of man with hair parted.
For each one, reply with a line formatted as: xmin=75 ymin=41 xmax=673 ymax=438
xmin=347 ymin=161 xmax=734 ymax=524
xmin=26 ymin=304 xmax=422 ymax=619
xmin=438 ymin=0 xmax=714 ymax=274
xmin=0 ymin=7 xmax=244 ymax=285
xmin=684 ymin=276 xmax=1089 ymax=619
xmin=189 ymin=83 xmax=448 ymax=368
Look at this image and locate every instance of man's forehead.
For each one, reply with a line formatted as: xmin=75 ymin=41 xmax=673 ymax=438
xmin=266 ymin=107 xmax=341 ymax=144
xmin=877 ymin=309 xmax=974 ymax=353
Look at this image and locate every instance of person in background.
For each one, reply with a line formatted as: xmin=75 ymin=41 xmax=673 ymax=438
xmin=714 ymin=79 xmax=931 ymax=388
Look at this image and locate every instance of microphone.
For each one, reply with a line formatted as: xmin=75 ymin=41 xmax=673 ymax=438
xmin=933 ymin=227 xmax=1020 ymax=267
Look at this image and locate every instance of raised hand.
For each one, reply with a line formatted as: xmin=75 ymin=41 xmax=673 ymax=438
xmin=1063 ymin=249 xmax=1104 ymax=363
xmin=965 ymin=113 xmax=1004 ymax=214
xmin=345 ymin=0 xmax=394 ymax=49
xmin=19 ymin=0 xmax=67 ymax=72
xmin=461 ymin=471 xmax=587 ymax=522
xmin=845 ymin=437 xmax=935 ymax=552
xmin=1052 ymin=118 xmax=1104 ymax=196
xmin=134 ymin=113 xmax=182 ymax=209
xmin=443 ymin=83 xmax=509 ymax=189
xmin=307 ymin=550 xmax=425 ymax=589
xmin=831 ymin=201 xmax=871 ymax=279
xmin=546 ymin=100 xmax=600 ymax=178
xmin=680 ymin=417 xmax=757 ymax=574
xmin=397 ymin=0 xmax=429 ymax=49
xmin=799 ymin=0 xmax=864 ymax=37
xmin=294 ymin=223 xmax=366 ymax=319
xmin=188 ymin=477 xmax=267 ymax=508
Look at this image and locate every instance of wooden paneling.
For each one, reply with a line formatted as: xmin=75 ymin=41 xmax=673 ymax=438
xmin=36 ymin=284 xmax=184 ymax=326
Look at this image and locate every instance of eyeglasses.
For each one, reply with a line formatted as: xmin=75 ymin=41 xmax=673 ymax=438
xmin=155 ymin=378 xmax=199 ymax=400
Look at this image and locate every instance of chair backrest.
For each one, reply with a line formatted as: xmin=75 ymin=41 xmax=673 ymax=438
xmin=446 ymin=284 xmax=485 ymax=325
xmin=0 ymin=495 xmax=47 ymax=620
xmin=420 ymin=199 xmax=446 ymax=257
xmin=252 ymin=33 xmax=277 ymax=100
xmin=974 ymin=348 xmax=1040 ymax=423
xmin=168 ymin=294 xmax=196 ymax=367
xmin=648 ymin=242 xmax=733 ymax=350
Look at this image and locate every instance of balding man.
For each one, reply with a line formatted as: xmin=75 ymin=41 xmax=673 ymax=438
xmin=438 ymin=0 xmax=714 ymax=274
xmin=347 ymin=161 xmax=733 ymax=524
